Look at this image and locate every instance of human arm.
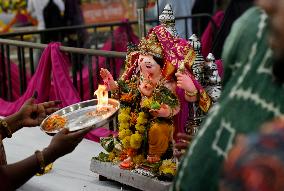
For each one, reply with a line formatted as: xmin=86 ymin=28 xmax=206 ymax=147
xmin=0 ymin=127 xmax=91 ymax=190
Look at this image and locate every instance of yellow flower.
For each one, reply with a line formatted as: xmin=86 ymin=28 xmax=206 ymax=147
xmin=160 ymin=167 xmax=175 ymax=175
xmin=121 ymin=107 xmax=131 ymax=114
xmin=135 ymin=124 xmax=145 ymax=134
xmin=132 ymin=154 xmax=145 ymax=165
xmin=118 ymin=113 xmax=131 ymax=123
xmin=130 ymin=132 xmax=143 ymax=149
xmin=108 ymin=152 xmax=116 ymax=161
xmin=119 ymin=122 xmax=130 ymax=130
xmin=141 ymin=97 xmax=152 ymax=108
xmin=137 ymin=112 xmax=148 ymax=125
xmin=118 ymin=129 xmax=132 ymax=140
xmin=122 ymin=136 xmax=131 ymax=148
xmin=159 ymin=160 xmax=177 ymax=176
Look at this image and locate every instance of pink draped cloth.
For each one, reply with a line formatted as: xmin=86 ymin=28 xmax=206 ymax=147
xmin=201 ymin=10 xmax=225 ymax=57
xmin=0 ymin=43 xmax=80 ymax=116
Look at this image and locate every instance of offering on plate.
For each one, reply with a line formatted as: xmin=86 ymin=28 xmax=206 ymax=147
xmin=42 ymin=114 xmax=67 ymax=132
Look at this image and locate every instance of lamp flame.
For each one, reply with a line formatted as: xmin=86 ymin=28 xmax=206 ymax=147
xmin=94 ymin=85 xmax=108 ymax=106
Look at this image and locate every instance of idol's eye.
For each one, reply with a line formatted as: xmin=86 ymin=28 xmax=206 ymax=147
xmin=139 ymin=58 xmax=144 ymax=63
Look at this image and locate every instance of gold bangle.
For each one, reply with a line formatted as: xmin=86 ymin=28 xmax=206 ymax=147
xmin=35 ymin=150 xmax=45 ymax=175
xmin=185 ymin=90 xmax=198 ymax=97
xmin=0 ymin=119 xmax=12 ymax=138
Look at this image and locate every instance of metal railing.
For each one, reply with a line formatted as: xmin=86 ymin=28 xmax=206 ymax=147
xmin=0 ymin=14 xmax=217 ymax=48
xmin=0 ymin=38 xmax=126 ymax=101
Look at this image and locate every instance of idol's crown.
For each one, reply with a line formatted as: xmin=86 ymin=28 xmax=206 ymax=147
xmin=138 ymin=32 xmax=163 ymax=59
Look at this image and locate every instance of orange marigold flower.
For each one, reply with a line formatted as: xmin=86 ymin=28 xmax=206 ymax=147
xmin=121 ymin=93 xmax=134 ymax=102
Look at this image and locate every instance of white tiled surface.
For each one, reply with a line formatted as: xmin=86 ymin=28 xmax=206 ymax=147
xmin=3 ymin=127 xmax=134 ymax=191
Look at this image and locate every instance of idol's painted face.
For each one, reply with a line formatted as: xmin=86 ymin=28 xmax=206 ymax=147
xmin=138 ymin=54 xmax=161 ymax=79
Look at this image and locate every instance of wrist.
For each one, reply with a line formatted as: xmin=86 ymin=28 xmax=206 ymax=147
xmin=0 ymin=119 xmax=13 ymax=138
xmin=42 ymin=147 xmax=60 ymax=164
xmin=110 ymin=81 xmax=119 ymax=90
xmin=5 ymin=113 xmax=22 ymax=131
xmin=168 ymin=108 xmax=174 ymax=118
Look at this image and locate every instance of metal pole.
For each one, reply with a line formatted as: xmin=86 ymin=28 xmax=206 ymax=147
xmin=137 ymin=0 xmax=147 ymax=39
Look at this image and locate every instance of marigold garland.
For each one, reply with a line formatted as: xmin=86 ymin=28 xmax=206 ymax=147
xmin=130 ymin=131 xmax=143 ymax=149
xmin=122 ymin=136 xmax=131 ymax=148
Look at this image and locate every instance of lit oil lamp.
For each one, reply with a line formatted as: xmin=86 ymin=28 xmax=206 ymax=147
xmin=94 ymin=85 xmax=109 ymax=113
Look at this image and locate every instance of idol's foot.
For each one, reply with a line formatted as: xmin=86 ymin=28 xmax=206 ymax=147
xmin=119 ymin=157 xmax=134 ymax=169
xmin=147 ymin=155 xmax=161 ymax=163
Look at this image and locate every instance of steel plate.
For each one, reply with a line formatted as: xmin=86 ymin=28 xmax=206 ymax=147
xmin=40 ymin=99 xmax=120 ymax=135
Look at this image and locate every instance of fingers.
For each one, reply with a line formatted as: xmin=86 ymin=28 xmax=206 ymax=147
xmin=174 ymin=142 xmax=189 ymax=151
xmin=45 ymin=107 xmax=60 ymax=115
xmin=174 ymin=150 xmax=185 ymax=159
xmin=25 ymin=97 xmax=36 ymax=106
xmin=149 ymin=109 xmax=158 ymax=116
xmin=176 ymin=133 xmax=192 ymax=142
xmin=59 ymin=128 xmax=70 ymax=135
xmin=68 ymin=127 xmax=92 ymax=139
xmin=175 ymin=72 xmax=183 ymax=78
xmin=160 ymin=104 xmax=168 ymax=109
xmin=41 ymin=100 xmax=62 ymax=109
xmin=100 ymin=68 xmax=110 ymax=78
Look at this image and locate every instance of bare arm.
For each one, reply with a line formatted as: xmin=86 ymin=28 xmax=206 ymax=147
xmin=0 ymin=147 xmax=57 ymax=190
xmin=0 ymin=127 xmax=90 ymax=190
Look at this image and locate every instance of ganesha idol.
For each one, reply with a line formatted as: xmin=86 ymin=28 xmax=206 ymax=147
xmin=96 ymin=4 xmax=222 ymax=174
xmin=99 ymin=30 xmax=180 ymax=169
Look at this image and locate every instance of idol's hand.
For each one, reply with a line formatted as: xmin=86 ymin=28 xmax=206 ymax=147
xmin=175 ymin=72 xmax=197 ymax=92
xmin=176 ymin=72 xmax=198 ymax=102
xmin=100 ymin=68 xmax=118 ymax=91
xmin=149 ymin=104 xmax=171 ymax=118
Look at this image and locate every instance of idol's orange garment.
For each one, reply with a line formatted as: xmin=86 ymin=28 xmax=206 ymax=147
xmin=148 ymin=122 xmax=172 ymax=157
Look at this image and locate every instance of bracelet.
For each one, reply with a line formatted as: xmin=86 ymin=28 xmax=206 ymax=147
xmin=185 ymin=90 xmax=198 ymax=97
xmin=35 ymin=150 xmax=45 ymax=175
xmin=0 ymin=119 xmax=12 ymax=138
